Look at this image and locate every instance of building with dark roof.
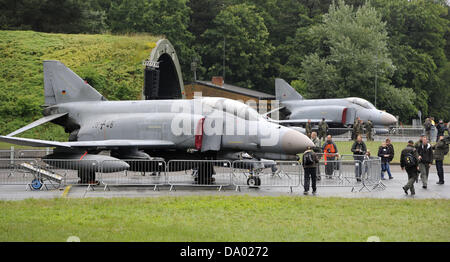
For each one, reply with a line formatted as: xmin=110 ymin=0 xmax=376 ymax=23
xmin=184 ymin=77 xmax=275 ymax=111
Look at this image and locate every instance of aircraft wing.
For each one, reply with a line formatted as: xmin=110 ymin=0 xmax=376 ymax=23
xmin=6 ymin=113 xmax=68 ymax=137
xmin=0 ymin=135 xmax=175 ymax=149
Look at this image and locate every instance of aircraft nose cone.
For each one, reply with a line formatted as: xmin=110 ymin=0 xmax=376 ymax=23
xmin=380 ymin=112 xmax=397 ymax=126
xmin=281 ymin=130 xmax=314 ymax=154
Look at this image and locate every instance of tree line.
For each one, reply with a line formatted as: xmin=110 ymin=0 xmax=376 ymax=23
xmin=0 ymin=0 xmax=449 ymax=122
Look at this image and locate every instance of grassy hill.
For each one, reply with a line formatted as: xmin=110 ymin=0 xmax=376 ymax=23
xmin=0 ymin=30 xmax=160 ymax=140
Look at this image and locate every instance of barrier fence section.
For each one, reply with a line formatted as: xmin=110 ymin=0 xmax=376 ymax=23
xmin=0 ymin=157 xmax=382 ymax=192
xmin=300 ymin=156 xmax=383 ymax=192
xmin=0 ymin=159 xmax=40 ymax=188
xmin=100 ymin=159 xmax=167 ymax=190
xmin=166 ymin=160 xmax=232 ymax=191
xmin=232 ymin=160 xmax=301 ymax=192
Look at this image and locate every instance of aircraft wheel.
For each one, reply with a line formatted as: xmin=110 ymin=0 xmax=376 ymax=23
xmin=247 ymin=176 xmax=261 ymax=187
xmin=31 ymin=179 xmax=43 ymax=190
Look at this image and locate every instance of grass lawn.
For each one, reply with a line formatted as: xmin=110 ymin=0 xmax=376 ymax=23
xmin=0 ymin=196 xmax=448 ymax=242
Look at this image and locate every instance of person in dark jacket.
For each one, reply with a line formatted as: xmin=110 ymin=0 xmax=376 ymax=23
xmin=416 ymin=136 xmax=434 ymax=189
xmin=378 ymin=142 xmax=393 ymax=180
xmin=436 ymin=120 xmax=448 ymax=141
xmin=433 ymin=136 xmax=449 ymax=184
xmin=351 ymin=135 xmax=367 ymax=182
xmin=386 ymin=138 xmax=395 ymax=163
xmin=401 ymin=141 xmax=419 ymax=195
xmin=302 ymin=146 xmax=320 ymax=195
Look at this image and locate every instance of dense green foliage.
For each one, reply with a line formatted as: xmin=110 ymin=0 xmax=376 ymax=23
xmin=0 ymin=0 xmax=449 ymax=123
xmin=1 ymin=196 xmax=449 ymax=241
xmin=0 ymin=31 xmax=159 ymax=139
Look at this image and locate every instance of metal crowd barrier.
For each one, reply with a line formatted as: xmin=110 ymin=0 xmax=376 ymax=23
xmin=301 ymin=157 xmax=383 ymax=192
xmin=0 ymin=157 xmax=383 ymax=193
xmin=0 ymin=159 xmax=40 ymax=188
xmin=100 ymin=159 xmax=167 ymax=190
xmin=166 ymin=160 xmax=232 ymax=191
xmin=232 ymin=160 xmax=301 ymax=192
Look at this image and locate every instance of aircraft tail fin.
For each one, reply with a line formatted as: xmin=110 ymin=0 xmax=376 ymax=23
xmin=275 ymin=78 xmax=303 ymax=102
xmin=44 ymin=60 xmax=106 ymax=106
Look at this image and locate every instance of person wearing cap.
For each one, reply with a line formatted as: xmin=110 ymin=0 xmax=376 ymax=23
xmin=401 ymin=140 xmax=419 ymax=195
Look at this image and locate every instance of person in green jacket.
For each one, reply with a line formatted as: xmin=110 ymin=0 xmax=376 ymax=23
xmin=305 ymin=119 xmax=312 ymax=138
xmin=365 ymin=120 xmax=373 ymax=141
xmin=433 ymin=136 xmax=449 ymax=184
xmin=318 ymin=118 xmax=328 ymax=141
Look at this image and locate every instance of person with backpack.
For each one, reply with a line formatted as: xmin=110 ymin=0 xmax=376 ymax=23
xmin=322 ymin=135 xmax=339 ymax=179
xmin=351 ymin=135 xmax=367 ymax=182
xmin=302 ymin=146 xmax=320 ymax=195
xmin=401 ymin=140 xmax=420 ymax=195
xmin=417 ymin=136 xmax=434 ymax=189
xmin=433 ymin=135 xmax=449 ymax=184
xmin=378 ymin=142 xmax=393 ymax=180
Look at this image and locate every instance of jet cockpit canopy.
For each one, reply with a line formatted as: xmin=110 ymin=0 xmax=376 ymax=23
xmin=346 ymin=97 xmax=376 ymax=109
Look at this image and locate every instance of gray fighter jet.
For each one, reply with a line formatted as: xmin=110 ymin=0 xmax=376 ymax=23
xmin=273 ymin=79 xmax=397 ymax=134
xmin=0 ymin=61 xmax=313 ymax=183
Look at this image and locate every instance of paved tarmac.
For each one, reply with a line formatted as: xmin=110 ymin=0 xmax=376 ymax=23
xmin=0 ymin=165 xmax=448 ymax=200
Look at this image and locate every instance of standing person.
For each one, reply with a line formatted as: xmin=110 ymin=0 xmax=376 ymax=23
xmin=424 ymin=118 xmax=432 ymax=141
xmin=351 ymin=135 xmax=367 ymax=182
xmin=378 ymin=142 xmax=393 ymax=180
xmin=311 ymin=132 xmax=321 ymax=151
xmin=430 ymin=117 xmax=437 ymax=141
xmin=318 ymin=118 xmax=328 ymax=142
xmin=416 ymin=136 xmax=433 ymax=189
xmin=401 ymin=140 xmax=419 ymax=195
xmin=302 ymin=146 xmax=320 ymax=195
xmin=322 ymin=135 xmax=339 ymax=179
xmin=305 ymin=119 xmax=312 ymax=138
xmin=357 ymin=119 xmax=364 ymax=139
xmin=353 ymin=118 xmax=360 ymax=140
xmin=436 ymin=120 xmax=448 ymax=142
xmin=433 ymin=136 xmax=449 ymax=185
xmin=352 ymin=118 xmax=359 ymax=140
xmin=365 ymin=120 xmax=373 ymax=141
xmin=310 ymin=132 xmax=322 ymax=181
xmin=385 ymin=138 xmax=395 ymax=179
